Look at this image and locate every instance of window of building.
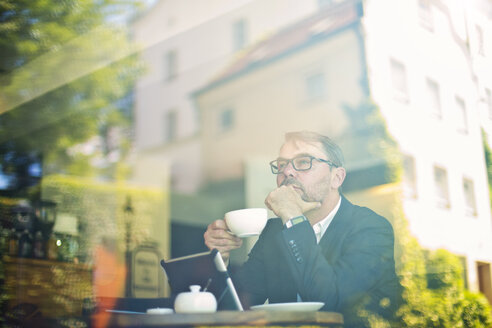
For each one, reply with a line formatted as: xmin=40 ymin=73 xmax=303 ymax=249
xmin=305 ymin=71 xmax=326 ymax=102
xmin=163 ymin=110 xmax=177 ymax=143
xmin=434 ymin=166 xmax=450 ymax=208
xmin=232 ymin=19 xmax=248 ymax=51
xmin=455 ymin=96 xmax=468 ymax=134
xmin=463 ymin=178 xmax=477 ymax=216
xmin=426 ymin=78 xmax=441 ymax=118
xmin=219 ymin=108 xmax=234 ymax=132
xmin=486 ymin=88 xmax=492 ymax=120
xmin=318 ymin=0 xmax=333 ymax=8
xmin=164 ymin=50 xmax=177 ymax=81
xmin=390 ymin=58 xmax=409 ymax=101
xmin=476 ymin=25 xmax=484 ymax=56
xmin=418 ymin=0 xmax=433 ymax=31
xmin=403 ymin=154 xmax=417 ymax=198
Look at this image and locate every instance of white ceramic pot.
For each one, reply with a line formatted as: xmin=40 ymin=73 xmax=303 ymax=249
xmin=174 ymin=285 xmax=217 ymax=313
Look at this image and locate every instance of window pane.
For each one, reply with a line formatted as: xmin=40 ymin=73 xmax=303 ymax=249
xmin=455 ymin=96 xmax=468 ymax=134
xmin=164 ymin=111 xmax=177 ymax=142
xmin=486 ymin=88 xmax=492 ymax=120
xmin=305 ymin=72 xmax=326 ymax=102
xmin=318 ymin=0 xmax=333 ymax=9
xmin=418 ymin=0 xmax=433 ymax=31
xmin=463 ymin=178 xmax=477 ymax=216
xmin=233 ymin=19 xmax=247 ymax=51
xmin=403 ymin=155 xmax=417 ymax=198
xmin=220 ymin=108 xmax=234 ymax=132
xmin=426 ymin=78 xmax=441 ymax=118
xmin=390 ymin=59 xmax=408 ymax=100
xmin=476 ymin=25 xmax=484 ymax=56
xmin=164 ymin=50 xmax=177 ymax=81
xmin=434 ymin=166 xmax=450 ymax=208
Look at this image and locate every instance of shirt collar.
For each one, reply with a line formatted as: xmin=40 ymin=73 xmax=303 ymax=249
xmin=313 ymin=196 xmax=342 ymax=243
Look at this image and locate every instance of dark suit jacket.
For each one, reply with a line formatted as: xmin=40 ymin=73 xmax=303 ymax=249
xmin=232 ymin=195 xmax=402 ymax=328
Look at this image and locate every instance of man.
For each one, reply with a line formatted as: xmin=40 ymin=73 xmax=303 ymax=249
xmin=204 ymin=131 xmax=402 ymax=327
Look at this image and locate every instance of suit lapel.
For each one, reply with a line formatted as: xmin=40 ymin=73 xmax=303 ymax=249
xmin=318 ymin=195 xmax=352 ymax=250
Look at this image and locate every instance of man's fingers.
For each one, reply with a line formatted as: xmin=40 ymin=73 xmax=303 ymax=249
xmin=205 ymin=238 xmax=242 ymax=257
xmin=204 ymin=219 xmax=242 ymax=252
xmin=205 ymin=220 xmax=238 ymax=243
xmin=210 ymin=219 xmax=228 ymax=230
xmin=264 ymin=197 xmax=273 ymax=211
xmin=210 ymin=226 xmax=241 ymax=242
xmin=204 ymin=219 xmax=243 ymax=265
xmin=215 ymin=242 xmax=242 ymax=252
xmin=209 ymin=235 xmax=242 ymax=247
xmin=302 ymin=201 xmax=321 ymax=213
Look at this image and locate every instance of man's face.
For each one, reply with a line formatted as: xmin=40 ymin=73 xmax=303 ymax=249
xmin=276 ymin=140 xmax=335 ymax=203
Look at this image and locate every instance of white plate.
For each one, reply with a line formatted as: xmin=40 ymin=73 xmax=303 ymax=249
xmin=250 ymin=302 xmax=324 ymax=312
xmin=237 ymin=232 xmax=260 ymax=238
xmin=146 ymin=308 xmax=173 ymax=314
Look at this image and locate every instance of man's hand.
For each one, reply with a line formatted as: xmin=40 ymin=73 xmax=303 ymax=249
xmin=204 ymin=219 xmax=243 ymax=264
xmin=265 ymin=185 xmax=320 ymax=224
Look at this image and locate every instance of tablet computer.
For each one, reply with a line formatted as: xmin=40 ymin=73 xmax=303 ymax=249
xmin=160 ymin=249 xmax=243 ymax=311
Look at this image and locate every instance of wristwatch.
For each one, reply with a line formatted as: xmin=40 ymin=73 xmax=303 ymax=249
xmin=285 ymin=215 xmax=307 ymax=228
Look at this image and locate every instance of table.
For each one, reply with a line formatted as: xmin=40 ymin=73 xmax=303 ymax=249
xmin=93 ymin=310 xmax=343 ymax=327
xmin=3 ymin=256 xmax=93 ymax=318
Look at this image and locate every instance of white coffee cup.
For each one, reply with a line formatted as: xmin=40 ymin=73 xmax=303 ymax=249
xmin=224 ymin=208 xmax=268 ymax=238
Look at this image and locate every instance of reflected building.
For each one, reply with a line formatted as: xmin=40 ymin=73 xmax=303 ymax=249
xmin=131 ymin=0 xmax=323 ymax=258
xmin=132 ymin=0 xmax=492 ymax=304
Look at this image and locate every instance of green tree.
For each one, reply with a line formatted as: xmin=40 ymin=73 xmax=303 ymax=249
xmin=482 ymin=129 xmax=492 ymax=202
xmin=0 ymin=0 xmax=144 ymax=324
xmin=0 ymin=0 xmax=144 ymax=176
xmin=347 ymin=100 xmax=492 ymax=327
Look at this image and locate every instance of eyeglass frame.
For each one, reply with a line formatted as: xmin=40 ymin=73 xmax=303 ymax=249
xmin=269 ymin=155 xmax=338 ymax=174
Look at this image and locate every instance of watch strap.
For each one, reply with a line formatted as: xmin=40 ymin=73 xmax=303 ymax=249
xmin=285 ymin=215 xmax=307 ymax=228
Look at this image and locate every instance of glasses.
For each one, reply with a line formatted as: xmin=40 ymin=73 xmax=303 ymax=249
xmin=269 ymin=155 xmax=338 ymax=174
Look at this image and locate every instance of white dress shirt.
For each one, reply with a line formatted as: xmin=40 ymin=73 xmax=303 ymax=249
xmin=312 ymin=196 xmax=341 ymax=243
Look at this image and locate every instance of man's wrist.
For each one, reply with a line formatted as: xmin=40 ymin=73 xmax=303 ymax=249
xmin=280 ymin=210 xmax=303 ymax=224
xmin=285 ymin=215 xmax=307 ymax=228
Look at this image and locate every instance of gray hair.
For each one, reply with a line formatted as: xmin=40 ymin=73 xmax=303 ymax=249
xmin=285 ymin=131 xmax=345 ymax=168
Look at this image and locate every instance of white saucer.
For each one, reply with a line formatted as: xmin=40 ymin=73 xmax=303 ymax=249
xmin=250 ymin=302 xmax=324 ymax=312
xmin=146 ymin=308 xmax=174 ymax=314
xmin=237 ymin=232 xmax=260 ymax=238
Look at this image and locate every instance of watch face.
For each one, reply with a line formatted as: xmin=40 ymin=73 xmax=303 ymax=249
xmin=286 ymin=216 xmax=306 ymax=228
xmin=291 ymin=216 xmax=306 ymax=225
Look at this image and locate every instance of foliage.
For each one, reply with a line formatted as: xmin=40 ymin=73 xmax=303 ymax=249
xmin=355 ymin=101 xmax=492 ymax=327
xmin=395 ymin=239 xmax=492 ymax=327
xmin=0 ymin=0 xmax=144 ymax=177
xmin=0 ymin=176 xmax=168 ymax=321
xmin=343 ymin=99 xmax=403 ymax=184
xmin=482 ymin=129 xmax=492 ymax=205
xmin=40 ymin=174 xmax=169 ymax=261
xmin=461 ymin=291 xmax=492 ymax=327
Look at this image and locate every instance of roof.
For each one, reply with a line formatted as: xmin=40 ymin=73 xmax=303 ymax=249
xmin=194 ymin=0 xmax=364 ymax=97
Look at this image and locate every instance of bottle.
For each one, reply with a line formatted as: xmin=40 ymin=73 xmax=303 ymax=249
xmin=0 ymin=228 xmax=8 ymax=254
xmin=46 ymin=233 xmax=58 ymax=261
xmin=18 ymin=229 xmax=33 ymax=258
xmin=8 ymin=229 xmax=19 ymax=257
xmin=68 ymin=235 xmax=79 ymax=262
xmin=33 ymin=231 xmax=45 ymax=259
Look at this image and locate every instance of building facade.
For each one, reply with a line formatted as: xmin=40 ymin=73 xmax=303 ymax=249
xmin=132 ymin=0 xmax=492 ymax=302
